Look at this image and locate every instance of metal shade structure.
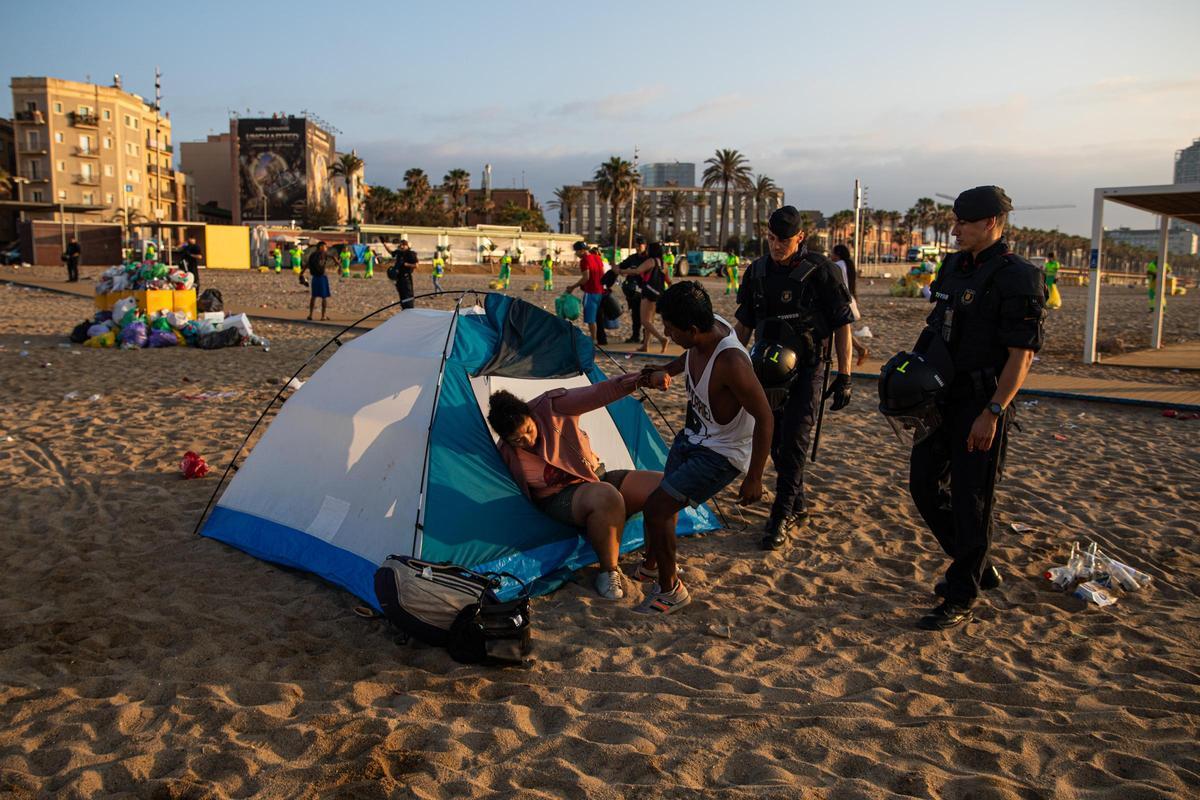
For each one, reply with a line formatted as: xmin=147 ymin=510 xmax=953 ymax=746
xmin=1084 ymin=183 xmax=1200 ymax=363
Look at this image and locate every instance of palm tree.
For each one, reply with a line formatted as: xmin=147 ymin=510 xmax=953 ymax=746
xmin=363 ymin=185 xmax=400 ymax=224
xmin=593 ymin=156 xmax=639 ymax=247
xmin=871 ymin=208 xmax=888 ymax=263
xmin=442 ymin=168 xmax=471 ymax=226
xmin=701 ymin=149 xmax=754 ymax=250
xmin=658 ymin=191 xmax=688 ymax=242
xmin=829 ymin=210 xmax=855 ymax=245
xmin=750 ymin=174 xmax=778 ymax=255
xmin=549 ymin=185 xmax=583 ymax=234
xmin=933 ymin=203 xmax=955 ymax=251
xmin=912 ymin=197 xmax=937 ymax=247
xmin=329 ymin=151 xmax=365 ymax=225
xmin=403 ymin=168 xmax=432 ymax=214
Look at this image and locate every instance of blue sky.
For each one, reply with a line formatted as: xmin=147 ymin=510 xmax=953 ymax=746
xmin=5 ymin=0 xmax=1199 ymax=235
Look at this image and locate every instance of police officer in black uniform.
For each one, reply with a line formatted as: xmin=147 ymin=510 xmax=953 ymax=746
xmin=734 ymin=206 xmax=855 ymax=550
xmin=617 ymin=235 xmax=648 ymax=343
xmin=905 ymin=185 xmax=1044 ymax=630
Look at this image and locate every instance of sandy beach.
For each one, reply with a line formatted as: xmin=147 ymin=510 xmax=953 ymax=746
xmin=1 ymin=266 xmax=1198 ymax=798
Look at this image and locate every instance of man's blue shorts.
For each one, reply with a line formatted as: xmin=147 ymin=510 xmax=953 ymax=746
xmin=659 ymin=433 xmax=741 ymax=507
xmin=583 ymin=292 xmax=602 ymax=324
xmin=310 ymin=274 xmax=331 ymax=298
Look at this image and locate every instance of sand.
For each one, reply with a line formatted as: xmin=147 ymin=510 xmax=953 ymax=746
xmin=0 ymin=267 xmax=1198 ymax=799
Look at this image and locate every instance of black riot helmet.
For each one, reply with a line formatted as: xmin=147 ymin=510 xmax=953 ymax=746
xmin=750 ymin=341 xmax=799 ymax=389
xmin=878 ymin=351 xmax=948 ymax=445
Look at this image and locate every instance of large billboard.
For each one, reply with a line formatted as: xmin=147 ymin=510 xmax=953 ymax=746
xmin=237 ymin=118 xmax=307 ymax=222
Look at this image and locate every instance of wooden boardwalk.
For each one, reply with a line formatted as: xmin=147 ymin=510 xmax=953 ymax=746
xmin=1101 ymin=341 xmax=1200 ymax=371
xmin=6 ymin=274 xmax=1199 ymax=412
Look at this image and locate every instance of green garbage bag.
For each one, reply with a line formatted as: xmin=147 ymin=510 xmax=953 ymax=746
xmin=151 ymin=315 xmax=173 ymax=332
xmin=555 ymin=292 xmax=582 ymax=321
xmin=151 ymin=263 xmax=170 ymax=279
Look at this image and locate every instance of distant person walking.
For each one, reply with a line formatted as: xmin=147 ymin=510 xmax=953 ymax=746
xmin=432 ymin=250 xmax=446 ymax=292
xmin=362 ymin=246 xmax=376 ymax=279
xmin=725 ymin=251 xmax=740 ymax=295
xmin=622 ymin=241 xmax=670 ymax=353
xmin=567 ymin=240 xmax=606 ymax=341
xmin=301 ymin=241 xmax=332 ymax=321
xmin=664 ymin=248 xmax=676 ymax=280
xmin=542 ymin=252 xmax=554 ymax=291
xmin=270 ymin=245 xmax=282 ymax=273
xmin=1146 ymin=256 xmax=1170 ymax=312
xmin=498 ymin=250 xmax=513 ymax=290
xmin=62 ymin=236 xmax=81 ymax=282
xmin=617 ymin=236 xmax=648 ymax=343
xmin=1044 ymin=251 xmax=1062 ymax=310
xmin=338 ymin=245 xmax=352 ymax=278
xmin=832 ymin=244 xmax=869 ymax=366
xmin=180 ymin=236 xmax=203 ymax=289
xmin=289 ymin=243 xmax=304 ymax=274
xmin=390 ymin=239 xmax=419 ymax=309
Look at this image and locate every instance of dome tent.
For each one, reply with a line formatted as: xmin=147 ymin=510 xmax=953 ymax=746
xmin=201 ymin=293 xmax=720 ymax=606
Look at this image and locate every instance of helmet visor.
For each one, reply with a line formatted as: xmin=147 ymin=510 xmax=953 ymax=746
xmin=885 ymin=408 xmax=943 ymax=446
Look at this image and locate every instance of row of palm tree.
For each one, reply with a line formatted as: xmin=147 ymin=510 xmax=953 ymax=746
xmin=552 ymin=149 xmax=781 ymax=248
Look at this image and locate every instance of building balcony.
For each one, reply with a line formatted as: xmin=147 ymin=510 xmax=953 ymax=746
xmin=74 ymin=174 xmax=100 ymax=186
xmin=19 ymin=172 xmax=50 ymax=183
xmin=147 ymin=163 xmax=176 ymax=179
xmin=14 ymin=110 xmax=45 ymax=123
xmin=146 ymin=139 xmax=174 ymax=154
xmin=74 ymin=146 xmax=100 ymax=158
xmin=69 ymin=111 xmax=99 ymax=127
xmin=21 ymin=145 xmax=49 ymax=155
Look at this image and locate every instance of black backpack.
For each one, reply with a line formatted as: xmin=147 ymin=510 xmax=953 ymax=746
xmin=374 ymin=556 xmax=532 ymax=667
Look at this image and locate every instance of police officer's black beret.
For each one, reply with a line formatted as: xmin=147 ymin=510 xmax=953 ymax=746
xmin=953 ymin=186 xmax=1013 ymax=222
xmin=573 ymin=241 xmax=586 ymax=251
xmin=768 ymin=206 xmax=803 ymax=238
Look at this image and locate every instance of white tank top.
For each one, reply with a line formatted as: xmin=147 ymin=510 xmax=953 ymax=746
xmin=683 ymin=316 xmax=755 ymax=472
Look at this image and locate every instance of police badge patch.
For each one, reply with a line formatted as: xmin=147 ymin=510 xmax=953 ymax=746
xmin=961 ymin=289 xmax=976 ymax=305
xmin=780 ymin=290 xmax=792 ymax=303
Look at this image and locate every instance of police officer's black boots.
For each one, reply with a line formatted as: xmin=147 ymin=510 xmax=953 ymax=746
xmin=934 ymin=564 xmax=1002 ymax=598
xmin=760 ymin=512 xmax=803 ymax=551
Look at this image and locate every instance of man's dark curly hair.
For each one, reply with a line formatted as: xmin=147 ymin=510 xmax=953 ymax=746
xmin=487 ymin=390 xmax=533 ymax=438
xmin=657 ymin=280 xmax=714 ymax=332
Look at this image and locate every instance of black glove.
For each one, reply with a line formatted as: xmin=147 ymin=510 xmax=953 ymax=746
xmin=824 ymin=372 xmax=852 ymax=411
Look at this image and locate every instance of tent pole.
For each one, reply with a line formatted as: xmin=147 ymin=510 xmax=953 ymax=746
xmin=1151 ymin=216 xmax=1169 ymax=349
xmin=1083 ymin=189 xmax=1104 ymax=364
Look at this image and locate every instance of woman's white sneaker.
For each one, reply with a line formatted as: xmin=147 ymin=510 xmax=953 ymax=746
xmin=595 ymin=569 xmax=625 ymax=600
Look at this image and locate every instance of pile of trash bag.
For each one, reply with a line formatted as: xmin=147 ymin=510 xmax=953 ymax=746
xmin=94 ymin=259 xmax=195 ymax=295
xmin=68 ymin=298 xmax=269 ymax=352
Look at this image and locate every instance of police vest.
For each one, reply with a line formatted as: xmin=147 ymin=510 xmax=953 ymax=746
xmin=747 ymin=252 xmax=833 ymax=366
xmin=925 ymin=249 xmax=1022 ymax=377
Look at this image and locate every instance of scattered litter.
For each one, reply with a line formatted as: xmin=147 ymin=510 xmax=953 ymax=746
xmin=1053 ymin=433 xmax=1068 ymax=441
xmin=18 ymin=350 xmax=29 ymax=358
xmin=1162 ymin=409 xmax=1200 ymax=420
xmin=1010 ymin=522 xmax=1037 ymax=533
xmin=4 ymin=436 xmax=13 ymax=442
xmin=1074 ymin=581 xmax=1118 ymax=607
xmin=853 ymin=325 xmax=873 ymax=339
xmin=88 ymin=394 xmax=102 ymax=402
xmin=703 ymin=623 xmax=732 ymax=639
xmin=180 ymin=451 xmax=210 ymax=479
xmin=40 ymin=362 xmax=51 ymax=368
xmin=284 ymin=378 xmax=305 ymax=391
xmin=57 ymin=343 xmax=73 ymax=349
xmin=1020 ymin=400 xmax=1039 ymax=407
xmin=182 ymin=390 xmax=241 ymax=401
xmin=1044 ymin=541 xmax=1152 ymax=602
xmin=22 ymin=340 xmax=30 ymax=345
xmin=63 ymin=391 xmax=80 ymax=401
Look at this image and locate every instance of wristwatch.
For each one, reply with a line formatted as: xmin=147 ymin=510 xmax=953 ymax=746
xmin=986 ymin=402 xmax=1005 ymax=416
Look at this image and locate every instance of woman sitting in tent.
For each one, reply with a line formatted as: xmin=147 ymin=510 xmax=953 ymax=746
xmin=487 ymin=372 xmax=670 ymax=601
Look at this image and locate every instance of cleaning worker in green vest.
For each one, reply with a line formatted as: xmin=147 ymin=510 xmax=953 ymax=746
xmin=1146 ymin=257 xmax=1171 ymax=312
xmin=432 ymin=250 xmax=446 ymax=292
xmin=339 ymin=245 xmax=352 ymax=278
xmin=145 ymin=240 xmax=157 ymax=262
xmin=1044 ymin=251 xmax=1062 ymax=310
xmin=290 ymin=243 xmax=303 ymax=274
xmin=362 ymin=246 xmax=375 ymax=278
xmin=725 ymin=250 xmax=740 ymax=295
xmin=542 ymin=251 xmax=554 ymax=291
xmin=664 ymin=249 xmax=676 ymax=280
xmin=498 ymin=250 xmax=512 ymax=290
xmin=271 ymin=245 xmax=282 ymax=273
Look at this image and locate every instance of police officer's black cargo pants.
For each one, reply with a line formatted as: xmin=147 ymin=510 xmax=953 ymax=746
xmin=770 ymin=364 xmax=824 ymax=520
xmin=622 ymin=281 xmax=641 ymax=341
xmin=396 ymin=272 xmax=415 ymax=309
xmin=908 ymin=400 xmax=1006 ymax=606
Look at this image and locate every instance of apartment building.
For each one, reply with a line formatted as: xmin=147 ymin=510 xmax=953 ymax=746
xmin=9 ymin=75 xmax=186 ymax=225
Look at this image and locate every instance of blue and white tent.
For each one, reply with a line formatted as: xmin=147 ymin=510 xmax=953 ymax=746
xmin=201 ymin=294 xmax=720 ymax=605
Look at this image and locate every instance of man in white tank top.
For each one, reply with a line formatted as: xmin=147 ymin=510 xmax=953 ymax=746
xmin=630 ymin=281 xmax=774 ymax=616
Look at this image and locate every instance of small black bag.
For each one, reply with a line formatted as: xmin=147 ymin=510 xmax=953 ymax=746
xmin=69 ymin=320 xmax=92 ymax=343
xmin=600 ymin=291 xmax=622 ymax=320
xmin=197 ymin=325 xmax=241 ymax=350
xmin=374 ymin=556 xmax=532 ymax=666
xmin=197 ymin=288 xmax=224 ymax=313
xmin=386 ymin=264 xmax=400 ymax=282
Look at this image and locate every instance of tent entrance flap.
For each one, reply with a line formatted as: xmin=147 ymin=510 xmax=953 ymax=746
xmin=474 ymin=293 xmax=588 ymax=379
